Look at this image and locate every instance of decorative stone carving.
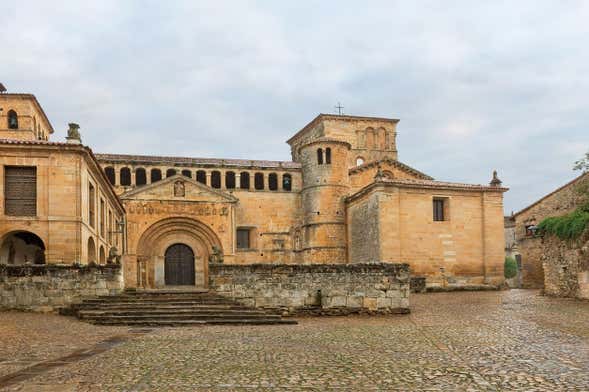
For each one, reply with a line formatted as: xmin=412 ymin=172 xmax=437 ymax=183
xmin=66 ymin=123 xmax=82 ymax=144
xmin=374 ymin=164 xmax=385 ymax=181
xmin=490 ymin=170 xmax=502 ymax=187
xmin=107 ymin=246 xmax=121 ymax=264
xmin=208 ymin=245 xmax=224 ymax=264
xmin=174 ymin=180 xmax=185 ymax=197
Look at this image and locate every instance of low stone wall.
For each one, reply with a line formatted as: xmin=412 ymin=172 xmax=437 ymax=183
xmin=209 ymin=263 xmax=410 ymax=315
xmin=541 ymin=236 xmax=589 ymax=300
xmin=0 ymin=264 xmax=124 ymax=312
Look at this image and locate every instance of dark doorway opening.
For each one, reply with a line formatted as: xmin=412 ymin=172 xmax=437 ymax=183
xmin=164 ymin=243 xmax=195 ymax=285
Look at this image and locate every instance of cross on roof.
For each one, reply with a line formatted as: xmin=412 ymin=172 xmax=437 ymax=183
xmin=335 ymin=102 xmax=344 ymax=115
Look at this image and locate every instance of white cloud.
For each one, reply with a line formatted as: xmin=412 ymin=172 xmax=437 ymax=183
xmin=0 ymin=0 xmax=588 ymax=212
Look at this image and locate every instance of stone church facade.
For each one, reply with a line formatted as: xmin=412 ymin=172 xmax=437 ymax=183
xmin=0 ymin=92 xmax=507 ymax=292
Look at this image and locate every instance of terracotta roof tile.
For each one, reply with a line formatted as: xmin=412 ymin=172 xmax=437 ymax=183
xmin=94 ymin=153 xmax=302 ymax=169
xmin=349 ymin=158 xmax=433 ymax=180
xmin=0 ymin=138 xmax=125 ymax=212
xmin=379 ymin=177 xmax=509 ymax=191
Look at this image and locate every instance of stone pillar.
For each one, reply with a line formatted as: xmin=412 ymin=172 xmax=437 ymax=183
xmin=263 ymin=172 xmax=269 ymax=191
xmin=130 ymin=169 xmax=136 ymax=186
xmin=114 ymin=165 xmax=120 ymax=186
xmin=235 ymin=173 xmax=241 ymax=189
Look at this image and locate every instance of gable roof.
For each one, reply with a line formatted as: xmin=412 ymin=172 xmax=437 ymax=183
xmin=513 ymin=171 xmax=589 ymax=217
xmin=287 ymin=113 xmax=400 ymax=145
xmin=119 ymin=173 xmax=238 ymax=202
xmin=349 ymin=157 xmax=433 ymax=180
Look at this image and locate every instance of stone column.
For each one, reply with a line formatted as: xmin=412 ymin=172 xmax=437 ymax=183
xmin=220 ymin=170 xmax=226 ymax=190
xmin=114 ymin=165 xmax=120 ymax=186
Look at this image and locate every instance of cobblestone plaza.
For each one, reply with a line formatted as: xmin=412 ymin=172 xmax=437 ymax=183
xmin=1 ymin=290 xmax=588 ymax=391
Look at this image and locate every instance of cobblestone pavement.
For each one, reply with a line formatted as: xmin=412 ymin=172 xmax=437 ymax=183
xmin=1 ymin=290 xmax=588 ymax=391
xmin=0 ymin=312 xmax=127 ymax=380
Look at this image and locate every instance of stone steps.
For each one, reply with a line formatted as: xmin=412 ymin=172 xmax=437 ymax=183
xmin=89 ymin=319 xmax=297 ymax=326
xmin=80 ymin=313 xmax=283 ymax=321
xmin=62 ymin=290 xmax=297 ymax=326
xmin=78 ymin=309 xmax=269 ymax=317
xmin=79 ymin=300 xmax=236 ymax=306
xmin=76 ymin=305 xmax=262 ymax=314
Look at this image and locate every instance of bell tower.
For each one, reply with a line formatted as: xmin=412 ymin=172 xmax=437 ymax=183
xmin=0 ymin=88 xmax=54 ymax=142
xmin=297 ymin=137 xmax=351 ymax=263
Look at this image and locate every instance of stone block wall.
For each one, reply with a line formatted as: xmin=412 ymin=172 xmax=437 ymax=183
xmin=541 ymin=236 xmax=589 ymax=300
xmin=209 ymin=262 xmax=410 ymax=315
xmin=0 ymin=264 xmax=123 ymax=312
xmin=514 ymin=173 xmax=589 ymax=288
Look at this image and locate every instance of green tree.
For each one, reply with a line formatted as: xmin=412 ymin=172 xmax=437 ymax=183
xmin=574 ymin=151 xmax=589 ymax=173
xmin=504 ymin=257 xmax=517 ymax=279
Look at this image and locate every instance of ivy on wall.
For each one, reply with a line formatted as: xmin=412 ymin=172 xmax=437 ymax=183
xmin=538 ymin=162 xmax=589 ymax=241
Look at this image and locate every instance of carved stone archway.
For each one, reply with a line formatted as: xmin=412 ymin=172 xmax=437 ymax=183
xmin=135 ymin=217 xmax=222 ymax=289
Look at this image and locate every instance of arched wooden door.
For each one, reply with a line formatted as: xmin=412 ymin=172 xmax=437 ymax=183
xmin=164 ymin=243 xmax=195 ymax=285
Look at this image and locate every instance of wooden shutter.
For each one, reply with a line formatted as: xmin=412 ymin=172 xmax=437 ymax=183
xmin=4 ymin=166 xmax=37 ymax=216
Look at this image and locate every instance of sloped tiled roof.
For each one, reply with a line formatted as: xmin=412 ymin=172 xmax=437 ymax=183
xmin=95 ymin=153 xmax=302 ymax=170
xmin=349 ymin=158 xmax=433 ymax=180
xmin=347 ymin=176 xmax=508 ymax=203
xmin=513 ymin=171 xmax=589 ymax=217
xmin=0 ymin=138 xmax=124 ymax=213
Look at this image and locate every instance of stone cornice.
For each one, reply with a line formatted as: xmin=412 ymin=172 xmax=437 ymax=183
xmin=119 ymin=173 xmax=238 ymax=203
xmin=95 ymin=153 xmax=302 ymax=171
xmin=0 ymin=139 xmax=125 ymax=214
xmin=347 ymin=178 xmax=509 ymax=204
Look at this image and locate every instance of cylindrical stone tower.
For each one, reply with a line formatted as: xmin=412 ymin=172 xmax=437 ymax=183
xmin=298 ymin=138 xmax=351 ymax=263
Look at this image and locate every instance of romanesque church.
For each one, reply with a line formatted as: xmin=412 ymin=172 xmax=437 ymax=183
xmin=0 ymin=92 xmax=507 ymax=290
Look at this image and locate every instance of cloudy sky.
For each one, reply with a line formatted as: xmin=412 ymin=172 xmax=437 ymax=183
xmin=1 ymin=1 xmax=588 ymax=213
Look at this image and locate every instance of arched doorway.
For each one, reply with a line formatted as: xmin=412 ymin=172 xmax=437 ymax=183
xmin=164 ymin=244 xmax=195 ymax=285
xmin=0 ymin=231 xmax=45 ymax=265
xmin=135 ymin=217 xmax=222 ymax=289
xmin=99 ymin=246 xmax=106 ymax=264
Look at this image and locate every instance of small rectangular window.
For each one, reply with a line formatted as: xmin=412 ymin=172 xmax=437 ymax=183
xmin=236 ymin=229 xmax=251 ymax=249
xmin=433 ymin=198 xmax=447 ymax=222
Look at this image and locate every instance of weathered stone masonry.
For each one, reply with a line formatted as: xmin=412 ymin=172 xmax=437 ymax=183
xmin=0 ymin=264 xmax=123 ymax=312
xmin=209 ymin=262 xmax=410 ymax=315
